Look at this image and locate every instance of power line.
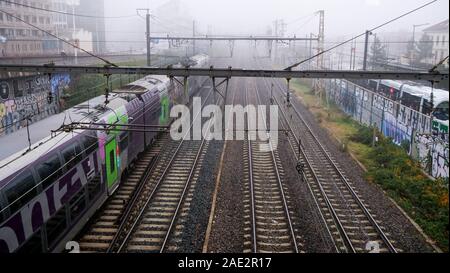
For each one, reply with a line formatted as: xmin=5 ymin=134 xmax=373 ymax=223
xmin=430 ymin=55 xmax=449 ymax=72
xmin=285 ymin=0 xmax=439 ymax=70
xmin=0 ymin=9 xmax=117 ymax=67
xmin=289 ymin=14 xmax=317 ymax=34
xmin=286 ymin=12 xmax=317 ymax=25
xmin=0 ymin=0 xmax=137 ymax=19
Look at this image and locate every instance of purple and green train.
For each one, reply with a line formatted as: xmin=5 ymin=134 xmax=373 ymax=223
xmin=0 ymin=54 xmax=210 ymax=253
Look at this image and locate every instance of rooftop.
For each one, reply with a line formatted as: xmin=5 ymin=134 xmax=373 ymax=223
xmin=423 ymin=19 xmax=449 ymax=33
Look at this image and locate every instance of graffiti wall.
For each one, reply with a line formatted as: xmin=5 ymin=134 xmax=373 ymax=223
xmin=0 ymin=74 xmax=70 ymax=136
xmin=324 ymin=78 xmax=448 ymax=179
xmin=413 ymin=134 xmax=449 ymax=178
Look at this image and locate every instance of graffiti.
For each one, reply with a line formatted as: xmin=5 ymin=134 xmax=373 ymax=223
xmin=325 ymin=78 xmax=448 ymax=178
xmin=0 ymin=74 xmax=70 ymax=136
xmin=414 ymin=134 xmax=449 ymax=178
xmin=0 ymin=152 xmax=99 ymax=253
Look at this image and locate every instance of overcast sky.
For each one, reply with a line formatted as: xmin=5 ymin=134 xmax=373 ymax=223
xmin=105 ymin=0 xmax=449 ymax=37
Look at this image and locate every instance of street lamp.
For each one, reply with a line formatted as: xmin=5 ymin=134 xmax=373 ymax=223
xmin=410 ymin=23 xmax=429 ymax=65
xmin=412 ymin=23 xmax=429 ymax=44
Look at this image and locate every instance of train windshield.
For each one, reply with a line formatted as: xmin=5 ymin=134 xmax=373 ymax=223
xmin=434 ymin=101 xmax=449 ymax=121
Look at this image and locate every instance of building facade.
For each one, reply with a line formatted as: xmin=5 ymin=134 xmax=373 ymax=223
xmin=423 ymin=19 xmax=449 ymax=67
xmin=0 ymin=0 xmax=56 ymax=57
xmin=73 ymin=0 xmax=106 ymax=54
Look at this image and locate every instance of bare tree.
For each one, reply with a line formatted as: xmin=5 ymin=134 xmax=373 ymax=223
xmin=370 ymin=36 xmax=388 ymax=67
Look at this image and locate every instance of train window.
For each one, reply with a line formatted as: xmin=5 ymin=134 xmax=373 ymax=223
xmin=45 ymin=206 xmax=67 ymax=249
xmin=433 ymin=102 xmax=449 ymax=121
xmin=109 ymin=150 xmax=115 ymax=173
xmin=0 ymin=203 xmax=4 ymax=224
xmin=4 ymin=170 xmax=37 ymax=216
xmin=87 ymin=175 xmax=102 ymax=201
xmin=37 ymin=155 xmax=62 ymax=191
xmin=81 ymin=132 xmax=98 ymax=155
xmin=422 ymin=100 xmax=433 ymax=115
xmin=401 ymin=93 xmax=421 ymax=111
xmin=69 ymin=190 xmax=86 ymax=223
xmin=16 ymin=229 xmax=43 ymax=253
xmin=119 ymin=133 xmax=129 ymax=151
xmin=62 ymin=143 xmax=82 ymax=171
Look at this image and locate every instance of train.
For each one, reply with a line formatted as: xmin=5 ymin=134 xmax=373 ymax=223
xmin=348 ymin=79 xmax=449 ymax=136
xmin=0 ymin=54 xmax=210 ymax=253
xmin=352 ymin=79 xmax=448 ymax=122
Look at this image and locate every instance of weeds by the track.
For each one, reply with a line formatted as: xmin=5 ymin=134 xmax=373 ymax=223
xmin=291 ymin=79 xmax=449 ymax=252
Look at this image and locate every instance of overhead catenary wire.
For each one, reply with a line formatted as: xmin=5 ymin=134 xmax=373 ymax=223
xmin=0 ymin=0 xmax=137 ymax=19
xmin=0 ymin=9 xmax=118 ymax=67
xmin=284 ymin=0 xmax=439 ymax=70
xmin=430 ymin=55 xmax=449 ymax=72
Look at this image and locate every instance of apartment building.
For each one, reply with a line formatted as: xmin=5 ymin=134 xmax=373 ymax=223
xmin=0 ymin=0 xmax=56 ymax=57
xmin=423 ymin=19 xmax=449 ymax=67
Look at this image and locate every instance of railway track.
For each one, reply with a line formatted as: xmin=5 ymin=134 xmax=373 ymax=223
xmin=242 ymin=78 xmax=303 ymax=253
xmin=78 ymin=133 xmax=169 ymax=252
xmin=123 ymin=139 xmax=208 ymax=252
xmin=76 ymin=85 xmax=218 ymax=253
xmin=259 ymin=74 xmax=398 ymax=253
xmin=104 ymin=87 xmax=224 ymax=253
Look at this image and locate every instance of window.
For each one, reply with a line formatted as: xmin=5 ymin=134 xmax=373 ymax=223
xmin=0 ymin=202 xmax=5 ymax=224
xmin=45 ymin=207 xmax=67 ymax=249
xmin=62 ymin=143 xmax=82 ymax=171
xmin=69 ymin=190 xmax=86 ymax=223
xmin=119 ymin=133 xmax=129 ymax=152
xmin=3 ymin=170 xmax=38 ymax=216
xmin=436 ymin=36 xmax=440 ymax=46
xmin=37 ymin=155 xmax=62 ymax=191
xmin=16 ymin=229 xmax=43 ymax=253
xmin=109 ymin=150 xmax=115 ymax=173
xmin=81 ymin=132 xmax=98 ymax=155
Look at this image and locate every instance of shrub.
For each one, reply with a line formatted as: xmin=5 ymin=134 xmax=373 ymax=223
xmin=350 ymin=125 xmax=374 ymax=145
xmin=366 ymin=137 xmax=449 ymax=251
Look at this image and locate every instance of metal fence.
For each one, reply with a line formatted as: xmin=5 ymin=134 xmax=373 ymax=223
xmin=322 ymin=78 xmax=448 ymax=179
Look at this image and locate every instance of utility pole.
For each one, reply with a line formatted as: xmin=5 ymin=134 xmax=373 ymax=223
xmin=309 ymin=33 xmax=313 ymax=69
xmin=138 ymin=9 xmax=151 ymax=66
xmin=146 ymin=11 xmax=151 ymax=66
xmin=363 ymin=30 xmax=372 ymax=70
xmin=350 ymin=44 xmax=354 ymax=70
xmin=410 ymin=23 xmax=429 ymax=65
xmin=72 ymin=4 xmax=77 ymax=65
xmin=193 ymin=20 xmax=196 ymax=56
xmin=274 ymin=19 xmax=278 ymax=62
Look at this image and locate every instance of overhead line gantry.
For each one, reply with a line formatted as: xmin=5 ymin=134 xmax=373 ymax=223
xmin=0 ymin=64 xmax=447 ymax=81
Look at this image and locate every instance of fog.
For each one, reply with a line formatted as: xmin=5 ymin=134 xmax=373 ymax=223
xmin=104 ymin=0 xmax=449 ymax=43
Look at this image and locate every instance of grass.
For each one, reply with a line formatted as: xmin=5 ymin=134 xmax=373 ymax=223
xmin=290 ymin=79 xmax=449 ymax=252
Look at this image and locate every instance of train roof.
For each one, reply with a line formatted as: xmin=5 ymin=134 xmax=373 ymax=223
xmin=0 ymin=94 xmax=128 ymax=182
xmin=113 ymin=75 xmax=170 ymax=95
xmin=380 ymin=79 xmax=449 ymax=104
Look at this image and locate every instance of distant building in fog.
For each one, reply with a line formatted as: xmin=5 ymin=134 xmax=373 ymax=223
xmin=73 ymin=0 xmax=106 ymax=54
xmin=422 ymin=19 xmax=449 ymax=67
xmin=0 ymin=0 xmax=56 ymax=57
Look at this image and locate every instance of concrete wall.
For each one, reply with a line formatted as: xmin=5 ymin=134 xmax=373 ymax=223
xmin=323 ymin=78 xmax=449 ymax=179
xmin=0 ymin=74 xmax=70 ymax=136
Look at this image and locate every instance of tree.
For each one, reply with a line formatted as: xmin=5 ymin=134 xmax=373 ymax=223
xmin=416 ymin=34 xmax=434 ymax=63
xmin=370 ymin=36 xmax=388 ymax=66
xmin=408 ymin=34 xmax=434 ymax=66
